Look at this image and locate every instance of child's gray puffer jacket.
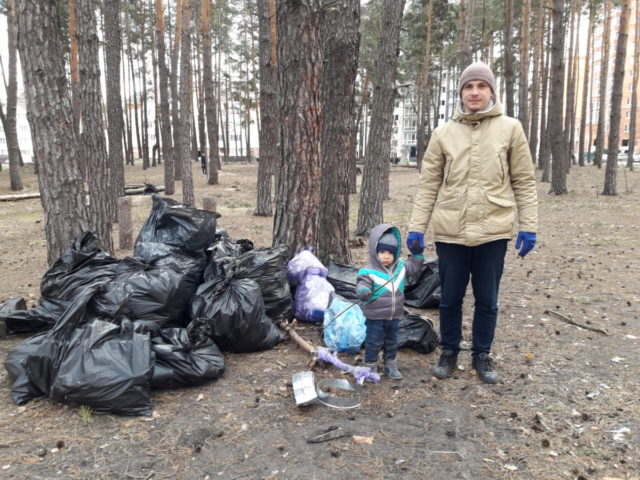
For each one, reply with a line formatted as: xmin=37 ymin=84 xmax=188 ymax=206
xmin=355 ymin=224 xmax=423 ymax=320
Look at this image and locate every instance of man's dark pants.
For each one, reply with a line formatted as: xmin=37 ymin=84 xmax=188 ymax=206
xmin=436 ymin=239 xmax=507 ymax=354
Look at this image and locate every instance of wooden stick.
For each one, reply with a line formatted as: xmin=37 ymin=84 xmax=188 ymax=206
xmin=278 ymin=321 xmax=319 ymax=369
xmin=544 ymin=309 xmax=609 ymax=335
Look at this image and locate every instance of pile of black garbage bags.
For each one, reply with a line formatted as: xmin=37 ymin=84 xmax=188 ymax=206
xmin=1 ymin=196 xmax=441 ymax=416
xmin=1 ymin=196 xmax=290 ymax=415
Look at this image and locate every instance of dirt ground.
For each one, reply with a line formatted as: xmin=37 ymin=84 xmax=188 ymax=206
xmin=0 ymin=159 xmax=639 ymax=480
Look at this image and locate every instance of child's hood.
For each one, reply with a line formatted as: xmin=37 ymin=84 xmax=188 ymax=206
xmin=368 ymin=223 xmax=402 ymax=269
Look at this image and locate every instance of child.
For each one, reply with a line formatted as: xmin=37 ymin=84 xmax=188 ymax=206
xmin=355 ymin=223 xmax=424 ymax=380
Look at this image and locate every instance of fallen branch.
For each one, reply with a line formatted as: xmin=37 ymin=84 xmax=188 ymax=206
xmin=125 ymin=186 xmax=165 ymax=195
xmin=544 ymin=309 xmax=609 ymax=335
xmin=0 ymin=192 xmax=41 ymax=202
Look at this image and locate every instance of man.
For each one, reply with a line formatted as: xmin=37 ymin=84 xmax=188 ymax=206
xmin=406 ymin=61 xmax=538 ymax=384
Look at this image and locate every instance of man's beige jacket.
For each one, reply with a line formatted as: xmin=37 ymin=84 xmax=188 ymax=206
xmin=409 ymin=100 xmax=538 ymax=246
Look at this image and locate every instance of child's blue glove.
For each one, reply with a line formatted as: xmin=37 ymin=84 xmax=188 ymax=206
xmin=406 ymin=231 xmax=425 ymax=255
xmin=356 ymin=288 xmax=372 ymax=302
xmin=515 ymin=232 xmax=536 ymax=257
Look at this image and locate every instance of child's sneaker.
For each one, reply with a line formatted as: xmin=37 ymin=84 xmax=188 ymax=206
xmin=383 ymin=360 xmax=403 ymax=380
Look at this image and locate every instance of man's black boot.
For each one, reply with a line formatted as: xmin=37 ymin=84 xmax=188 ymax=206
xmin=431 ymin=349 xmax=458 ymax=379
xmin=472 ymin=352 xmax=500 ymax=384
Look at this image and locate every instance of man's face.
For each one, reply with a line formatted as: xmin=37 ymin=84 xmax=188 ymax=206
xmin=461 ymin=80 xmax=492 ymax=113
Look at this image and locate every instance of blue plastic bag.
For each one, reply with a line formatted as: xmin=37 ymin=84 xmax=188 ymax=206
xmin=323 ymin=296 xmax=366 ymax=354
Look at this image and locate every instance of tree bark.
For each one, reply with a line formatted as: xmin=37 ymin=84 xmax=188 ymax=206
xmin=356 ymin=0 xmax=405 ymax=237
xmin=503 ymin=0 xmax=515 ymax=117
xmin=104 ymin=0 xmax=125 ymax=215
xmin=416 ymin=0 xmax=433 ymax=167
xmin=17 ymin=0 xmax=90 ymax=264
xmin=202 ymin=0 xmax=220 ymax=185
xmin=602 ymin=0 xmax=630 ymax=195
xmin=548 ymin=0 xmax=568 ymax=194
xmin=594 ymin=0 xmax=612 ymax=169
xmin=272 ymin=0 xmax=324 ymax=252
xmin=139 ymin=2 xmax=150 ymax=170
xmin=155 ymin=0 xmax=175 ymax=195
xmin=6 ymin=0 xmax=22 ymax=191
xmin=457 ymin=0 xmax=474 ymax=73
xmin=626 ymin=2 xmax=640 ymax=171
xmin=171 ymin=0 xmax=183 ymax=180
xmin=566 ymin=1 xmax=580 ymax=166
xmin=69 ymin=0 xmax=84 ymax=176
xmin=179 ymin=0 xmax=195 ymax=206
xmin=528 ymin=0 xmax=545 ymax=159
xmin=578 ymin=2 xmax=595 ymax=168
xmin=75 ymin=0 xmax=114 ymax=252
xmin=316 ymin=0 xmax=360 ymax=265
xmin=518 ymin=0 xmax=530 ymax=135
xmin=255 ymin=0 xmax=278 ymax=215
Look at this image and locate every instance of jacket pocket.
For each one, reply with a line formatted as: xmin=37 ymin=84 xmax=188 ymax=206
xmin=484 ymin=194 xmax=516 ymax=234
xmin=432 ymin=197 xmax=462 ymax=237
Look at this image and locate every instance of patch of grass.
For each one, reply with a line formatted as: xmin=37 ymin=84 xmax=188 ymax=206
xmin=78 ymin=405 xmax=93 ymax=424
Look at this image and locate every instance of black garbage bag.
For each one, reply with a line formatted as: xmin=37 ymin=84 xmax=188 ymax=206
xmin=40 ymin=231 xmax=119 ymax=300
xmin=135 ymin=195 xmax=218 ymax=255
xmin=90 ymin=257 xmax=192 ymax=327
xmin=5 ymin=286 xmax=154 ymax=415
xmin=1 ymin=296 xmax=70 ymax=334
xmin=149 ymin=328 xmax=225 ymax=389
xmin=397 ymin=311 xmax=439 ymax=354
xmin=134 ymin=242 xmax=207 ymax=301
xmin=188 ymin=277 xmax=284 ymax=353
xmin=327 ymin=262 xmax=359 ymax=301
xmin=4 ymin=330 xmax=50 ymax=404
xmin=203 ymin=236 xmax=255 ymax=282
xmin=404 ymin=258 xmax=441 ymax=309
xmin=232 ymin=246 xmax=293 ymax=324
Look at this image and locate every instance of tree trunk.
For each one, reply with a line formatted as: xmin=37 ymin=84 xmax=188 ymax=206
xmin=538 ymin=25 xmax=551 ymax=175
xmin=316 ymin=0 xmax=360 ymax=265
xmin=17 ymin=0 xmax=90 ymax=264
xmin=171 ymin=0 xmax=183 ymax=180
xmin=548 ymin=0 xmax=568 ymax=194
xmin=528 ymin=0 xmax=545 ymax=159
xmin=272 ymin=0 xmax=323 ymax=252
xmin=503 ymin=0 xmax=515 ymax=117
xmin=594 ymin=0 xmax=612 ymax=169
xmin=151 ymin=20 xmax=160 ymax=168
xmin=75 ymin=0 xmax=114 ymax=253
xmin=195 ymin=31 xmax=206 ymax=160
xmin=155 ymin=0 xmax=175 ymax=194
xmin=626 ymin=2 xmax=639 ymax=171
xmin=179 ymin=0 xmax=195 ymax=206
xmin=69 ymin=0 xmax=84 ymax=176
xmin=566 ymin=2 xmax=580 ymax=166
xmin=139 ymin=2 xmax=150 ymax=170
xmin=457 ymin=0 xmax=473 ymax=72
xmin=578 ymin=2 xmax=595 ymax=168
xmin=416 ymin=0 xmax=433 ymax=167
xmin=355 ymin=0 xmax=405 ymax=237
xmin=201 ymin=0 xmax=219 ymax=185
xmin=518 ymin=0 xmax=530 ymax=135
xmin=127 ymin=26 xmax=143 ymax=166
xmin=104 ymin=0 xmax=125 ymax=215
xmin=602 ymin=0 xmax=630 ymax=195
xmin=5 ymin=0 xmax=22 ymax=191
xmin=255 ymin=0 xmax=278 ymax=215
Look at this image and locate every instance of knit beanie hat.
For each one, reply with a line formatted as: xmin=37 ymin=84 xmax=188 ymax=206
xmin=458 ymin=61 xmax=496 ymax=96
xmin=377 ymin=231 xmax=398 ymax=256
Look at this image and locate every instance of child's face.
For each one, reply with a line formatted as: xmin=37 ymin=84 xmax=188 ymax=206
xmin=377 ymin=250 xmax=394 ymax=267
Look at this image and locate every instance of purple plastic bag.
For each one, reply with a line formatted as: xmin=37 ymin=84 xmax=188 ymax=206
xmin=287 ymin=250 xmax=333 ymax=322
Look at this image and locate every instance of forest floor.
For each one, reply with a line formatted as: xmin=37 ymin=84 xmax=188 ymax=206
xmin=0 ymin=159 xmax=639 ymax=480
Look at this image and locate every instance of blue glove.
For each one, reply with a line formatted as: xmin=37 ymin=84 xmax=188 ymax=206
xmin=515 ymin=232 xmax=536 ymax=257
xmin=406 ymin=231 xmax=425 ymax=255
xmin=356 ymin=288 xmax=372 ymax=302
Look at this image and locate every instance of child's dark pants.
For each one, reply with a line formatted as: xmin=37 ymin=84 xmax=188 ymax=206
xmin=364 ymin=318 xmax=400 ymax=363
